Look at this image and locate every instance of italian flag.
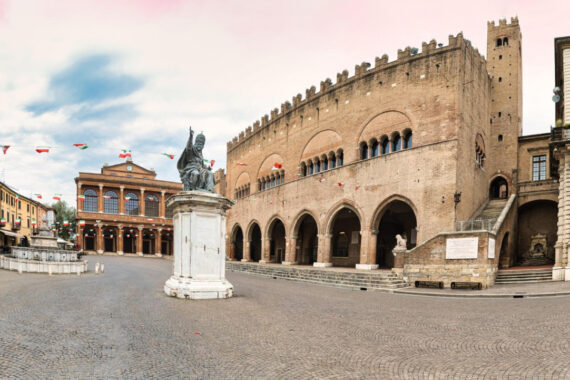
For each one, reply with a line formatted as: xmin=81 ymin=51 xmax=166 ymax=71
xmin=63 ymin=220 xmax=69 ymax=226
xmin=77 ymin=194 xmax=85 ymax=201
xmin=125 ymin=196 xmax=131 ymax=202
xmin=236 ymin=162 xmax=247 ymax=166
xmin=318 ymin=178 xmax=326 ymax=183
xmin=296 ymin=173 xmax=304 ymax=177
xmin=35 ymin=193 xmax=42 ymax=199
xmin=53 ymin=194 xmax=62 ymax=201
xmin=15 ymin=218 xmax=21 ymax=224
xmin=119 ymin=149 xmax=131 ymax=158
xmin=73 ymin=143 xmax=88 ymax=150
xmin=355 ymin=185 xmax=361 ymax=190
xmin=31 ymin=219 xmax=36 ymax=226
xmin=162 ymin=153 xmax=174 ymax=159
xmin=272 ymin=163 xmax=282 ymax=171
xmin=2 ymin=145 xmax=9 ymax=154
xmin=203 ymin=159 xmax=215 ymax=168
xmin=103 ymin=195 xmax=111 ymax=199
xmin=338 ymin=182 xmax=344 ymax=187
xmin=15 ymin=194 xmax=19 ymax=200
xmin=79 ymin=220 xmax=86 ymax=227
xmin=147 ymin=218 xmax=154 ymax=222
xmin=36 ymin=146 xmax=50 ymax=153
xmin=0 ymin=218 xmax=6 ymax=224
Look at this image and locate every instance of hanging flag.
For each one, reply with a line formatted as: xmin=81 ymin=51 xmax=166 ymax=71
xmin=0 ymin=217 xmax=5 ymax=225
xmin=53 ymin=194 xmax=62 ymax=201
xmin=36 ymin=146 xmax=50 ymax=153
xmin=1 ymin=145 xmax=9 ymax=154
xmin=103 ymin=195 xmax=111 ymax=199
xmin=63 ymin=220 xmax=69 ymax=227
xmin=73 ymin=143 xmax=88 ymax=150
xmin=31 ymin=219 xmax=36 ymax=226
xmin=355 ymin=185 xmax=361 ymax=190
xmin=318 ymin=178 xmax=326 ymax=183
xmin=162 ymin=153 xmax=174 ymax=159
xmin=15 ymin=194 xmax=19 ymax=200
xmin=236 ymin=162 xmax=247 ymax=166
xmin=119 ymin=149 xmax=132 ymax=158
xmin=338 ymin=182 xmax=344 ymax=187
xmin=147 ymin=218 xmax=154 ymax=222
xmin=15 ymin=218 xmax=21 ymax=224
xmin=125 ymin=196 xmax=131 ymax=202
xmin=272 ymin=163 xmax=282 ymax=171
xmin=77 ymin=194 xmax=85 ymax=201
xmin=79 ymin=220 xmax=86 ymax=227
xmin=35 ymin=193 xmax=42 ymax=199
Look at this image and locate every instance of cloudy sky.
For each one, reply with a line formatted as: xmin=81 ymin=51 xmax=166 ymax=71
xmin=0 ymin=0 xmax=568 ymax=205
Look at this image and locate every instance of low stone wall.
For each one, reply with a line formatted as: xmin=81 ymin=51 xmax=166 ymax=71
xmin=11 ymin=247 xmax=78 ymax=262
xmin=0 ymin=256 xmax=88 ymax=274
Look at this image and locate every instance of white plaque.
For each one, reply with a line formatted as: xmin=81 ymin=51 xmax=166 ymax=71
xmin=488 ymin=238 xmax=495 ymax=259
xmin=445 ymin=237 xmax=479 ymax=259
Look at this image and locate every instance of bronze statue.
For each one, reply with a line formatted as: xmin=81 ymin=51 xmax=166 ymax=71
xmin=177 ymin=127 xmax=215 ymax=192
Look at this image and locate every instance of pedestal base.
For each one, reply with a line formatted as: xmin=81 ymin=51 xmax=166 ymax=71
xmin=241 ymin=259 xmax=251 ymax=262
xmin=355 ymin=264 xmax=379 ymax=270
xmin=156 ymin=252 xmax=162 ymax=258
xmin=164 ymin=275 xmax=233 ymax=299
xmin=137 ymin=252 xmax=143 ymax=256
xmin=281 ymin=261 xmax=297 ymax=266
xmin=117 ymin=251 xmax=124 ymax=256
xmin=313 ymin=262 xmax=333 ymax=268
xmin=97 ymin=250 xmax=103 ymax=254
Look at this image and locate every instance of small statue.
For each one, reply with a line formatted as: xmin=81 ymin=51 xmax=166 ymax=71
xmin=177 ymin=126 xmax=215 ymax=192
xmin=395 ymin=234 xmax=407 ymax=250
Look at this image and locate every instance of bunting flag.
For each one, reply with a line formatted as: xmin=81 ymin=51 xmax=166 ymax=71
xmin=79 ymin=220 xmax=86 ymax=227
xmin=53 ymin=194 xmax=62 ymax=201
xmin=36 ymin=146 xmax=50 ymax=153
xmin=147 ymin=218 xmax=154 ymax=222
xmin=35 ymin=194 xmax=42 ymax=199
xmin=355 ymin=185 xmax=361 ymax=190
xmin=77 ymin=194 xmax=85 ymax=201
xmin=162 ymin=153 xmax=174 ymax=159
xmin=236 ymin=162 xmax=247 ymax=166
xmin=103 ymin=195 xmax=111 ymax=199
xmin=338 ymin=182 xmax=344 ymax=187
xmin=73 ymin=143 xmax=88 ymax=150
xmin=31 ymin=219 xmax=36 ymax=226
xmin=318 ymin=178 xmax=326 ymax=183
xmin=119 ymin=149 xmax=132 ymax=158
xmin=231 ymin=199 xmax=237 ymax=203
xmin=0 ymin=217 xmax=6 ymax=224
xmin=125 ymin=196 xmax=131 ymax=202
xmin=15 ymin=218 xmax=21 ymax=224
xmin=15 ymin=194 xmax=19 ymax=200
xmin=2 ymin=145 xmax=9 ymax=154
xmin=203 ymin=159 xmax=215 ymax=168
xmin=63 ymin=220 xmax=69 ymax=226
xmin=272 ymin=163 xmax=282 ymax=171
xmin=296 ymin=173 xmax=304 ymax=177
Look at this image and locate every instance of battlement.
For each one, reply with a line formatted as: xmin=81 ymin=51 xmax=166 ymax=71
xmin=227 ymin=32 xmax=478 ymax=152
xmin=487 ymin=16 xmax=519 ymax=30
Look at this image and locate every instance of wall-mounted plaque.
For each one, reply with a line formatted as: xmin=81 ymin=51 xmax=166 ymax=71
xmin=445 ymin=237 xmax=479 ymax=259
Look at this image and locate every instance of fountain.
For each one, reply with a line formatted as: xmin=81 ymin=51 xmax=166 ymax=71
xmin=0 ymin=224 xmax=88 ymax=274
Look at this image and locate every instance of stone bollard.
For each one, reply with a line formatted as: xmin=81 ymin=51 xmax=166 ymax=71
xmin=95 ymin=262 xmax=100 ymax=274
xmin=100 ymin=263 xmax=104 ymax=273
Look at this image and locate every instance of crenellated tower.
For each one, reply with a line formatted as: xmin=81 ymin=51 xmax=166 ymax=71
xmin=486 ymin=17 xmax=523 ymax=188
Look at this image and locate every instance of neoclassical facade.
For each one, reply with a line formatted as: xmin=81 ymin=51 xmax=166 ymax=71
xmin=217 ymin=18 xmax=565 ymax=287
xmin=75 ymin=160 xmax=182 ymax=256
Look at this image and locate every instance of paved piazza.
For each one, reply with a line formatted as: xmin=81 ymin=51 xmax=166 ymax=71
xmin=1 ymin=257 xmax=569 ymax=379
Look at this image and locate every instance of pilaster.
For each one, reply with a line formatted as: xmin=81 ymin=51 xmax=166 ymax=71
xmin=136 ymin=226 xmax=143 ymax=256
xmin=314 ymin=234 xmax=333 ymax=267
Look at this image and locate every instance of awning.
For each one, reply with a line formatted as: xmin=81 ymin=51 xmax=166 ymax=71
xmin=0 ymin=229 xmax=24 ymax=238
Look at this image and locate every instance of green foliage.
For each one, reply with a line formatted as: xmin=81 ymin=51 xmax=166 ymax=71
xmin=51 ymin=200 xmax=76 ymax=241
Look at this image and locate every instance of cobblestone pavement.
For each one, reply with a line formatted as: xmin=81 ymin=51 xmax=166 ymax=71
xmin=2 ymin=256 xmax=570 ymax=379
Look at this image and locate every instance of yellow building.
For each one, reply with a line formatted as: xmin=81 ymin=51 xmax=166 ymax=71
xmin=0 ymin=181 xmax=50 ymax=249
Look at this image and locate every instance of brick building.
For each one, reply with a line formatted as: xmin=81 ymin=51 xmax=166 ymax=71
xmin=75 ymin=159 xmax=182 ymax=256
xmin=217 ymin=18 xmax=567 ymax=287
xmin=0 ymin=181 xmax=52 ymax=249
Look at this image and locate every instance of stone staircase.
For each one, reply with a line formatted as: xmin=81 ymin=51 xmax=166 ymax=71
xmin=495 ymin=268 xmax=553 ymax=285
xmin=456 ymin=199 xmax=507 ymax=231
xmin=226 ymin=262 xmax=409 ymax=291
xmin=479 ymin=199 xmax=508 ymax=220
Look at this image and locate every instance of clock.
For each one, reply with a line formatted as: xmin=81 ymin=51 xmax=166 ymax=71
xmin=126 ymin=165 xmax=133 ymax=171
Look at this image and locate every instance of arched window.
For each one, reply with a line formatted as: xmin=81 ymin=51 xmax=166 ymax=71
xmin=370 ymin=139 xmax=379 ymax=157
xmin=381 ymin=137 xmax=389 ymax=154
xmin=145 ymin=194 xmax=159 ymax=217
xmin=300 ymin=162 xmax=307 ymax=177
xmin=329 ymin=152 xmax=337 ymax=169
xmin=496 ymin=38 xmax=502 ymax=47
xmin=503 ymin=37 xmax=508 ymax=46
xmin=308 ymin=161 xmax=314 ymax=175
xmin=403 ymin=131 xmax=413 ymax=149
xmin=315 ymin=158 xmax=320 ymax=173
xmin=322 ymin=156 xmax=328 ymax=171
xmin=104 ymin=191 xmax=118 ymax=214
xmin=392 ymin=134 xmax=401 ymax=152
xmin=83 ymin=189 xmax=97 ymax=212
xmin=258 ymin=180 xmax=262 ymax=192
xmin=337 ymin=150 xmax=344 ymax=166
xmin=125 ymin=192 xmax=139 ymax=216
xmin=360 ymin=142 xmax=368 ymax=160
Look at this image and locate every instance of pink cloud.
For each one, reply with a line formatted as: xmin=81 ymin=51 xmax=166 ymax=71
xmin=0 ymin=0 xmax=7 ymax=21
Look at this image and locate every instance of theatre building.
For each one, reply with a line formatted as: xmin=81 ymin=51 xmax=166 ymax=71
xmin=219 ymin=19 xmax=570 ymax=287
xmin=75 ymin=159 xmax=182 ymax=256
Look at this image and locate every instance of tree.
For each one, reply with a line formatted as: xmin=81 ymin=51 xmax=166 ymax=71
xmin=51 ymin=200 xmax=76 ymax=241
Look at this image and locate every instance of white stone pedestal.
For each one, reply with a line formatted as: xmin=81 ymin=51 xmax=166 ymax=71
xmin=164 ymin=191 xmax=234 ymax=300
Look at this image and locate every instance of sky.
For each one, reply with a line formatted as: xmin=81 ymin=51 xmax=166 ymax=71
xmin=0 ymin=0 xmax=568 ymax=206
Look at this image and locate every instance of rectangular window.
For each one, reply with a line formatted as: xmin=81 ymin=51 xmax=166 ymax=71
xmin=18 ymin=200 xmax=21 ymax=209
xmin=532 ymin=155 xmax=547 ymax=181
xmin=27 ymin=204 xmax=30 ymax=212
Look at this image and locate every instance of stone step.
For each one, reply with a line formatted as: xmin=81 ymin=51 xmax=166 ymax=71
xmin=495 ymin=279 xmax=553 ymax=285
xmin=497 ymin=270 xmax=552 ymax=276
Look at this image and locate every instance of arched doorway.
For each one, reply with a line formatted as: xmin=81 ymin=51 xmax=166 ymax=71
xmin=268 ymin=219 xmax=286 ymax=263
xmin=142 ymin=229 xmax=155 ymax=254
xmin=232 ymin=226 xmax=244 ymax=261
xmin=123 ymin=228 xmax=137 ymax=254
xmin=489 ymin=176 xmax=508 ymax=199
xmin=103 ymin=227 xmax=117 ymax=253
xmin=161 ymin=229 xmax=172 ymax=255
xmin=517 ymin=200 xmax=557 ymax=266
xmin=83 ymin=226 xmax=95 ymax=251
xmin=295 ymin=214 xmax=318 ymax=265
xmin=376 ymin=200 xmax=417 ymax=268
xmin=249 ymin=223 xmax=262 ymax=262
xmin=499 ymin=233 xmax=509 ymax=263
xmin=330 ymin=207 xmax=361 ymax=267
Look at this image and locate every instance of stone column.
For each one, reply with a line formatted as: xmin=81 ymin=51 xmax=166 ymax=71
xmin=160 ymin=191 xmax=166 ymax=218
xmin=96 ymin=225 xmax=103 ymax=254
xmin=554 ymin=148 xmax=570 ymax=280
xmin=136 ymin=227 xmax=143 ymax=256
xmin=77 ymin=227 xmax=83 ymax=251
xmin=117 ymin=228 xmax=124 ymax=255
xmin=140 ymin=189 xmax=146 ymax=216
xmin=119 ymin=186 xmax=125 ymax=215
xmin=155 ymin=229 xmax=162 ymax=257
xmin=356 ymin=229 xmax=379 ymax=270
xmin=229 ymin=240 xmax=236 ymax=260
xmin=242 ymin=240 xmax=251 ymax=262
xmin=77 ymin=182 xmax=82 ymax=212
xmin=98 ymin=184 xmax=104 ymax=213
xmin=260 ymin=237 xmax=271 ymax=263
xmin=314 ymin=234 xmax=333 ymax=267
xmin=283 ymin=235 xmax=297 ymax=265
